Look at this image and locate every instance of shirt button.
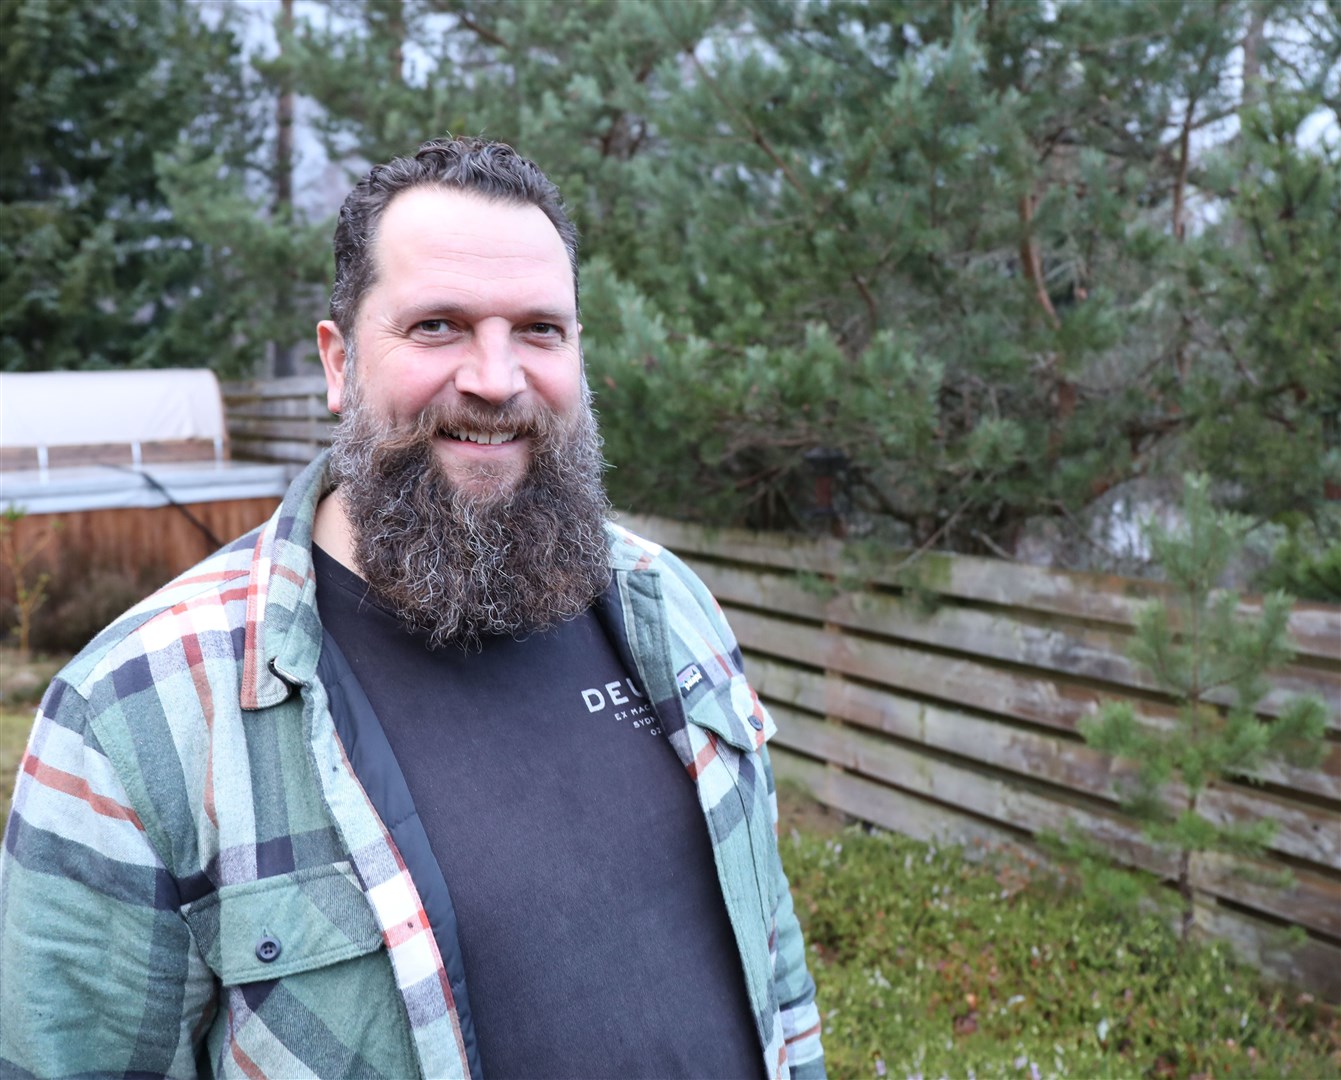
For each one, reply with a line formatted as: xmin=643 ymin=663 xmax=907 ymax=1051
xmin=748 ymin=714 xmax=764 ymax=731
xmin=256 ymin=935 xmax=282 ymax=963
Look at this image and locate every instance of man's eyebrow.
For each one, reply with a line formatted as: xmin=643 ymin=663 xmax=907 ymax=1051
xmin=401 ymin=302 xmax=576 ymax=326
xmin=506 ymin=307 xmax=575 ymax=327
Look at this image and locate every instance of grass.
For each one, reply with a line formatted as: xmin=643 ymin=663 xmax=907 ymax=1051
xmin=0 ymin=645 xmax=55 ymax=821
xmin=777 ymin=816 xmax=1341 ymax=1079
xmin=1 ymin=669 xmax=1336 ymax=1079
xmin=1 ymin=707 xmax=28 ymax=820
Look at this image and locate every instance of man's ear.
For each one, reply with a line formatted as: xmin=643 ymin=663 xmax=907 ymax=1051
xmin=317 ymin=320 xmax=348 ymax=415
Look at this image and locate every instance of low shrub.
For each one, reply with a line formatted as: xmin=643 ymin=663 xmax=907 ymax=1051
xmin=25 ymin=563 xmax=170 ymax=656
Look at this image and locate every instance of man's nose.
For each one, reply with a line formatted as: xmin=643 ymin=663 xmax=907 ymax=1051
xmin=454 ymin=323 xmax=526 ymax=404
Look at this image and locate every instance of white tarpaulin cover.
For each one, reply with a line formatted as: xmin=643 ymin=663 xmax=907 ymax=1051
xmin=0 ymin=369 xmax=227 ymax=448
xmin=0 ymin=369 xmax=289 ymax=512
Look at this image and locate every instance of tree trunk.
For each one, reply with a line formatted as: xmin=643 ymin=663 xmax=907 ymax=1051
xmin=1018 ymin=192 xmax=1060 ymax=330
xmin=1240 ymin=5 xmax=1266 ymax=112
xmin=272 ymin=0 xmax=296 ymax=377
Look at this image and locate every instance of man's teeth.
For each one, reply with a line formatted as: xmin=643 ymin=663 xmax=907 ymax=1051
xmin=448 ymin=430 xmax=517 ymax=446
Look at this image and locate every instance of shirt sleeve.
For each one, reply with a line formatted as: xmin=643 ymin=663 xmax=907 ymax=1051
xmin=0 ymin=679 xmax=214 ymax=1077
xmin=759 ymin=741 xmax=827 ymax=1079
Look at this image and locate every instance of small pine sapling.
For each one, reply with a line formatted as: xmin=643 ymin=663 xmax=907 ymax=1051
xmin=1081 ymin=474 xmax=1328 ymax=943
xmin=0 ymin=507 xmax=60 ymax=662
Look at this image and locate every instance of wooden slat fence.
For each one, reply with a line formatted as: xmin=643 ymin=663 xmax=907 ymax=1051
xmin=620 ymin=514 xmax=1341 ymax=1000
xmin=223 ymin=375 xmax=333 ymax=468
xmin=221 ymin=384 xmax=1341 ymax=997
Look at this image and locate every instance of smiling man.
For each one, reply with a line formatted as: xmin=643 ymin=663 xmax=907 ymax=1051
xmin=0 ymin=138 xmax=824 ymax=1079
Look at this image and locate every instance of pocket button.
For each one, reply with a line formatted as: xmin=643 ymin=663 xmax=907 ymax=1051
xmin=255 ymin=934 xmax=282 ymax=963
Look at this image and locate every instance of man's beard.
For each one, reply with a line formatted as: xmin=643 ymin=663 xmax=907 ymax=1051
xmin=327 ymin=375 xmax=612 ymax=650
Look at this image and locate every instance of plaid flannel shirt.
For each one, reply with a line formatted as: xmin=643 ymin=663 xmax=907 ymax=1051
xmin=0 ymin=454 xmax=824 ymax=1079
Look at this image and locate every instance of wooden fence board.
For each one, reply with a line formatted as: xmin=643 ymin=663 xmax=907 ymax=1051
xmin=222 ymin=375 xmax=328 ymax=399
xmin=744 ymin=653 xmax=1341 ymax=803
xmin=731 ymin=606 xmax=1095 ymax=730
xmin=227 ymin=417 xmax=337 ymax=443
xmin=1194 ymin=903 xmax=1341 ymax=1002
xmin=226 ymin=397 xmax=333 ymax=421
xmin=1194 ymin=856 xmax=1341 ymax=944
xmin=227 ymin=435 xmax=324 ymax=465
xmin=623 ymin=514 xmax=1341 ymax=663
xmin=694 ymin=560 xmax=1340 ymax=725
xmin=770 ymin=746 xmax=1027 ymax=855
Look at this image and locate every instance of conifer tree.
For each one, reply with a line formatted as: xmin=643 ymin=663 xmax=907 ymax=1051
xmin=0 ymin=0 xmax=324 ymax=375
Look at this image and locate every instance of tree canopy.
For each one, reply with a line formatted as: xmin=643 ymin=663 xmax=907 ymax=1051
xmin=3 ymin=0 xmax=1338 ymax=573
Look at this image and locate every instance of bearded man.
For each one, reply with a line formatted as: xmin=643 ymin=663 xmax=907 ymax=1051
xmin=0 ymin=138 xmax=824 ymax=1080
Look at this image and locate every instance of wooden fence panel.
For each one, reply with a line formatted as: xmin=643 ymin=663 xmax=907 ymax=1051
xmin=222 ymin=376 xmax=333 ymax=467
xmin=733 ymin=601 xmax=1340 ymax=830
xmin=772 ymin=748 xmax=1341 ymax=995
xmin=745 ymin=654 xmax=1341 ymax=825
xmin=686 ymin=557 xmax=1339 ymax=723
xmin=619 ymin=515 xmax=1341 ymax=999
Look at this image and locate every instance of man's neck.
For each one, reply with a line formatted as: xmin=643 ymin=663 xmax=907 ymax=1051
xmin=312 ymin=488 xmax=363 ymax=576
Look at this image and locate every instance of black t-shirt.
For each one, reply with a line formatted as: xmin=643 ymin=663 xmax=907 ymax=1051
xmin=314 ymin=547 xmax=764 ymax=1080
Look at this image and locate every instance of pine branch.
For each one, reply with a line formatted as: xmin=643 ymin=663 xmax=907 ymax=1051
xmin=1017 ymin=192 xmax=1061 ymax=330
xmin=452 ymin=9 xmax=508 ymax=48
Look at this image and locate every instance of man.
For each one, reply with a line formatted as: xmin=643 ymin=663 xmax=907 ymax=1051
xmin=0 ymin=138 xmax=824 ymax=1079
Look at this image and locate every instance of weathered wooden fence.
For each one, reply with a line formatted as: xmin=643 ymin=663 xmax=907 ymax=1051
xmin=621 ymin=515 xmax=1341 ymax=1000
xmin=223 ymin=381 xmax=1341 ymax=998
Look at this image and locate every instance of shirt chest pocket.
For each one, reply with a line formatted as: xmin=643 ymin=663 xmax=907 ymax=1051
xmin=183 ymin=862 xmax=383 ymax=985
xmin=183 ymin=863 xmax=419 ymax=1076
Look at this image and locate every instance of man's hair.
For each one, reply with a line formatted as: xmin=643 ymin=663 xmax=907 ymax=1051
xmin=329 ymin=136 xmax=579 ymax=336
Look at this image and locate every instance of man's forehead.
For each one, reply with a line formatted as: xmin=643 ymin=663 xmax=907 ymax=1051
xmin=366 ymin=185 xmax=575 ymax=306
xmin=376 ymin=186 xmax=562 ymax=253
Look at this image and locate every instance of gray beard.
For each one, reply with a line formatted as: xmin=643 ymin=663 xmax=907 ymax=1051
xmin=326 ymin=379 xmax=612 ymax=650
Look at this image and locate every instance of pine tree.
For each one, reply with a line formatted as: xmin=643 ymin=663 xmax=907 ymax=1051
xmin=1080 ymin=474 xmax=1328 ymax=942
xmin=0 ymin=0 xmax=324 ymax=376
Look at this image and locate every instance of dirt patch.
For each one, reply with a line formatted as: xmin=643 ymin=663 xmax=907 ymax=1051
xmin=776 ymin=777 xmax=850 ymax=838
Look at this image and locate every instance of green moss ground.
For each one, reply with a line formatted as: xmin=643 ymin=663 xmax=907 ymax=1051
xmin=779 ymin=821 xmax=1340 ymax=1079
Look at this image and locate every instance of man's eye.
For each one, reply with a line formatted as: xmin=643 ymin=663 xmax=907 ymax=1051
xmin=528 ymin=323 xmax=559 ymax=336
xmin=416 ymin=319 xmax=451 ymax=334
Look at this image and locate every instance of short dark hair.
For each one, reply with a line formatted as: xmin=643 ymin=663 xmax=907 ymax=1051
xmin=329 ymin=137 xmax=579 ymax=336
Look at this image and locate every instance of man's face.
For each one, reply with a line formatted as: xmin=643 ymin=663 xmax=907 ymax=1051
xmin=318 ymin=183 xmax=610 ymax=648
xmin=318 ymin=186 xmax=583 ymax=497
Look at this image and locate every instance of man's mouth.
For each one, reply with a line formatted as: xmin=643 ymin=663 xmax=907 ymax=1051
xmin=445 ymin=429 xmax=519 ymax=446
